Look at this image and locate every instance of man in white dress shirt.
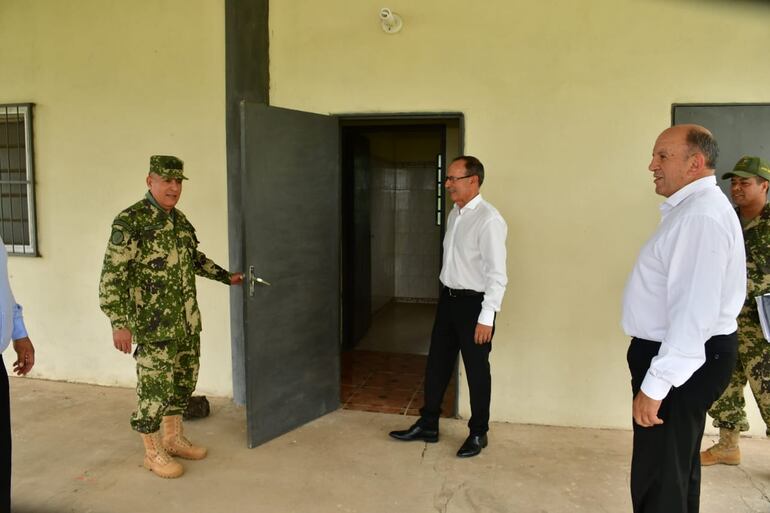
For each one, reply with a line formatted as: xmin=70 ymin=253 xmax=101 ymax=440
xmin=622 ymin=125 xmax=746 ymax=513
xmin=389 ymin=155 xmax=507 ymax=458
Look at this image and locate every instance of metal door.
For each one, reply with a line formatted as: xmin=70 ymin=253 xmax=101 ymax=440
xmin=240 ymin=102 xmax=340 ymax=447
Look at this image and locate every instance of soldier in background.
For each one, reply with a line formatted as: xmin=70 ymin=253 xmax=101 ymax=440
xmin=702 ymin=156 xmax=770 ymax=466
xmin=99 ymin=155 xmax=243 ymax=479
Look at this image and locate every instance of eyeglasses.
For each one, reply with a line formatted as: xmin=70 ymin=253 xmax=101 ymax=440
xmin=444 ymin=175 xmax=473 ymax=183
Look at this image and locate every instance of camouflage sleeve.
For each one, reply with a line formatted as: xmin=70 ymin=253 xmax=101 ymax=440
xmin=179 ymin=214 xmax=231 ymax=284
xmin=751 ymin=223 xmax=770 ymax=279
xmin=193 ymin=247 xmax=232 ymax=285
xmin=745 ymin=218 xmax=770 ymax=302
xmin=98 ymin=217 xmax=138 ymax=329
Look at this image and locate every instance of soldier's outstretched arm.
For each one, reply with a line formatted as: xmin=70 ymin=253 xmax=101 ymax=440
xmin=192 ymin=248 xmax=233 ymax=285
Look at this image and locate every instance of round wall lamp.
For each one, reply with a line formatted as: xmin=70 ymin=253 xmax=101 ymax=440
xmin=379 ymin=8 xmax=403 ymax=34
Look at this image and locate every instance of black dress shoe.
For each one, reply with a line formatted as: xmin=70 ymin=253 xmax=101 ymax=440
xmin=457 ymin=434 xmax=488 ymax=457
xmin=389 ymin=423 xmax=439 ymax=443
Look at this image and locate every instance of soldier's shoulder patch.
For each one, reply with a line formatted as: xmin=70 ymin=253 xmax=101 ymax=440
xmin=110 ymin=227 xmax=126 ymax=245
xmin=110 ymin=218 xmax=135 ymax=246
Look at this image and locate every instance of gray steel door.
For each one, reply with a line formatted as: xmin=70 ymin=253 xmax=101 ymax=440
xmin=240 ymin=102 xmax=340 ymax=448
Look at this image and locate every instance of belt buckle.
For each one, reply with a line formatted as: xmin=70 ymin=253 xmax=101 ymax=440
xmin=447 ymin=287 xmax=457 ymax=297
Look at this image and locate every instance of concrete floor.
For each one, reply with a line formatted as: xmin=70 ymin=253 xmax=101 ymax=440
xmin=8 ymin=377 xmax=770 ymax=513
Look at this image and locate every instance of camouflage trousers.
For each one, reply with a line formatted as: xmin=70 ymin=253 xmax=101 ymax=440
xmin=709 ymin=316 xmax=770 ymax=435
xmin=130 ymin=334 xmax=200 ymax=434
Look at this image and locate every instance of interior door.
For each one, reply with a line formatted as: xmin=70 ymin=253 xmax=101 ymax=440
xmin=341 ymin=130 xmax=372 ymax=350
xmin=240 ymin=102 xmax=340 ymax=448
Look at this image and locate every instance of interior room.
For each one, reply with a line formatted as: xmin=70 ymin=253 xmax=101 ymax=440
xmin=340 ymin=119 xmax=460 ymax=418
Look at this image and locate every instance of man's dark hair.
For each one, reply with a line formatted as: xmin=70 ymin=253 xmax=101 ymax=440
xmin=452 ymin=155 xmax=485 ymax=186
xmin=686 ymin=129 xmax=719 ymax=169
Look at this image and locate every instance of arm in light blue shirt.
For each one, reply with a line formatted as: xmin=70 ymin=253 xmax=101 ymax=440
xmin=12 ymin=303 xmax=28 ymax=340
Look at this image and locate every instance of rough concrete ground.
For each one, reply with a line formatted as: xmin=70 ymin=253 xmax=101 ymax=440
xmin=8 ymin=377 xmax=770 ymax=513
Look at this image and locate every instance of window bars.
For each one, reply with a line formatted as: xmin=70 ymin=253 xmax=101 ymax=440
xmin=0 ymin=103 xmax=37 ymax=255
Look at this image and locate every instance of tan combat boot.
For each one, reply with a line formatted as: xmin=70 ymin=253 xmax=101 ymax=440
xmin=700 ymin=427 xmax=741 ymax=466
xmin=162 ymin=414 xmax=208 ymax=460
xmin=141 ymin=431 xmax=184 ymax=478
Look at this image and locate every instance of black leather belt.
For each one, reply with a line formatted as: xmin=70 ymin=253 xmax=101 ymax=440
xmin=444 ymin=286 xmax=483 ymax=298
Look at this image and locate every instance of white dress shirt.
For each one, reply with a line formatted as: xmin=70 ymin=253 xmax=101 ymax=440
xmin=440 ymin=194 xmax=508 ymax=326
xmin=0 ymin=237 xmax=28 ymax=354
xmin=622 ymin=176 xmax=746 ymax=400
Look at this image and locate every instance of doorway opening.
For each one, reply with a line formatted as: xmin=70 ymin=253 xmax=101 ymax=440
xmin=340 ymin=116 xmax=463 ymax=418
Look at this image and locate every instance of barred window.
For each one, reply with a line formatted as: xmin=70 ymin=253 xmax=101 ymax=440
xmin=0 ymin=104 xmax=37 ymax=256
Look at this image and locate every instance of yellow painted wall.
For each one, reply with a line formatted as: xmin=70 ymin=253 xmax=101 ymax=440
xmin=270 ymin=0 xmax=770 ymax=433
xmin=3 ymin=0 xmax=770 ymax=435
xmin=0 ymin=0 xmax=233 ymax=395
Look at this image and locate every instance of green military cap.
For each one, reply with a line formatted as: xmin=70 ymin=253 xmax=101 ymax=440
xmin=721 ymin=155 xmax=770 ymax=182
xmin=149 ymin=155 xmax=188 ymax=180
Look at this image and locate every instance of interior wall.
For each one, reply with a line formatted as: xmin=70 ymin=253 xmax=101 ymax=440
xmin=270 ymin=0 xmax=770 ymax=434
xmin=393 ymin=160 xmax=440 ymax=300
xmin=394 ymin=180 xmax=440 ymax=299
xmin=367 ymin=131 xmax=442 ymax=305
xmin=369 ymin=153 xmax=397 ymax=312
xmin=0 ymin=0 xmax=232 ymax=396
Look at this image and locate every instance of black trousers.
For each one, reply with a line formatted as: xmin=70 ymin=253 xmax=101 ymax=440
xmin=1 ymin=354 xmax=10 ymax=513
xmin=627 ymin=334 xmax=737 ymax=513
xmin=419 ymin=289 xmax=492 ymax=436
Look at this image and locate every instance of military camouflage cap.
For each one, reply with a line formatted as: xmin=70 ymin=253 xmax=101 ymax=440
xmin=721 ymin=156 xmax=770 ymax=182
xmin=149 ymin=155 xmax=188 ymax=180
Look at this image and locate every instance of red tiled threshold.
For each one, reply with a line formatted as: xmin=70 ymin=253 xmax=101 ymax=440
xmin=340 ymin=350 xmax=455 ymax=417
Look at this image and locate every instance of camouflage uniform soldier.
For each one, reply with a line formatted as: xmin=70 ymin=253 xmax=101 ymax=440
xmin=99 ymin=155 xmax=243 ymax=478
xmin=702 ymin=156 xmax=770 ymax=466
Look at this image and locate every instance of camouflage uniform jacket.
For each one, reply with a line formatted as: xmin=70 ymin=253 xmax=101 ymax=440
xmin=741 ymin=203 xmax=770 ymax=322
xmin=99 ymin=193 xmax=230 ymax=344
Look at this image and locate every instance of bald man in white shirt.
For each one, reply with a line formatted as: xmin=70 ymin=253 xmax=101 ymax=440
xmin=389 ymin=155 xmax=507 ymax=458
xmin=622 ymin=125 xmax=746 ymax=513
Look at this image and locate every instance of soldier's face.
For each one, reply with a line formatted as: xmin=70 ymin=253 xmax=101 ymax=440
xmin=731 ymin=176 xmax=768 ymax=209
xmin=147 ymin=173 xmax=183 ymax=212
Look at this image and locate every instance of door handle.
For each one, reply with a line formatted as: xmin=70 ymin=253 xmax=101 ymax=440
xmin=249 ymin=265 xmax=271 ymax=297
